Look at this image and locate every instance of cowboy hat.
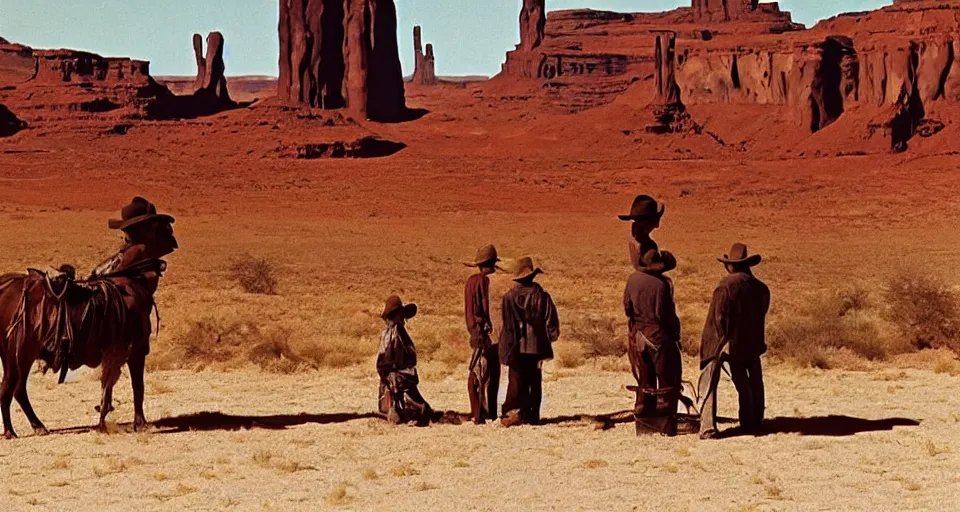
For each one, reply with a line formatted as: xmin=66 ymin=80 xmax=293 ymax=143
xmin=511 ymin=256 xmax=544 ymax=282
xmin=108 ymin=196 xmax=175 ymax=230
xmin=382 ymin=295 xmax=418 ymax=320
xmin=718 ymin=243 xmax=762 ymax=267
xmin=618 ymin=195 xmax=665 ymax=222
xmin=463 ymin=244 xmax=500 ymax=268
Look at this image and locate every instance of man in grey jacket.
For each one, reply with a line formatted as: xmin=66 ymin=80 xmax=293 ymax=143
xmin=499 ymin=256 xmax=560 ymax=427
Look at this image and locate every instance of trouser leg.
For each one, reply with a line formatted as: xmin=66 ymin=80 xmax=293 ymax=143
xmin=729 ymin=358 xmax=755 ymax=430
xmin=747 ymin=357 xmax=765 ymax=428
xmin=526 ymin=361 xmax=542 ymax=424
xmin=468 ymin=348 xmax=484 ymax=423
xmin=502 ymin=364 xmax=523 ymax=417
xmin=698 ymin=358 xmax=722 ymax=434
xmin=629 ymin=337 xmax=658 ymax=418
xmin=485 ymin=346 xmax=501 ymax=420
xmin=655 ymin=343 xmax=682 ymax=412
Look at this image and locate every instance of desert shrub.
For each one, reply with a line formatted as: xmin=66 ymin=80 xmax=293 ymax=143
xmin=298 ymin=340 xmax=373 ymax=369
xmin=415 ymin=323 xmax=469 ymax=365
xmin=173 ymin=318 xmax=372 ymax=371
xmin=884 ymin=272 xmax=960 ymax=350
xmin=768 ymin=292 xmax=904 ymax=366
xmin=554 ymin=340 xmax=586 ymax=368
xmin=178 ymin=318 xmax=258 ymax=365
xmin=837 ymin=285 xmax=871 ymax=316
xmin=569 ymin=315 xmax=625 ymax=358
xmin=229 ymin=253 xmax=279 ymax=295
xmin=678 ymin=308 xmax=705 ymax=358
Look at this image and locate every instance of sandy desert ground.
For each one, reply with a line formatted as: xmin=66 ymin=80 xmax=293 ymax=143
xmin=1 ymin=364 xmax=958 ymax=511
xmin=1 ymin=78 xmax=960 ymax=510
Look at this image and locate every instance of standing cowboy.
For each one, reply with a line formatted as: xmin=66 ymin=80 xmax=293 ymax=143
xmin=91 ymin=196 xmax=178 ymax=431
xmin=624 ymin=250 xmax=682 ymax=436
xmin=619 ymin=194 xmax=669 ymax=272
xmin=377 ymin=296 xmax=432 ymax=425
xmin=698 ymin=243 xmax=770 ymax=439
xmin=464 ymin=244 xmax=502 ymax=424
xmin=499 ymin=257 xmax=560 ymax=427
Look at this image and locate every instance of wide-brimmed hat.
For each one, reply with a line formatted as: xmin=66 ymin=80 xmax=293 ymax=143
xmin=382 ymin=295 xmax=418 ymax=320
xmin=463 ymin=244 xmax=500 ymax=268
xmin=718 ymin=243 xmax=762 ymax=267
xmin=108 ymin=196 xmax=175 ymax=230
xmin=618 ymin=195 xmax=665 ymax=221
xmin=511 ymin=256 xmax=544 ymax=282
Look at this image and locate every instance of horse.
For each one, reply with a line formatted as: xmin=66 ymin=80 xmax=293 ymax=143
xmin=0 ymin=261 xmax=160 ymax=438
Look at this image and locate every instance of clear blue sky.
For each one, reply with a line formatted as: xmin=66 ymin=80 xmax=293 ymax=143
xmin=1 ymin=0 xmax=891 ymax=77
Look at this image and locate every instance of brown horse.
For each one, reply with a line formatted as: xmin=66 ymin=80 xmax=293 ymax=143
xmin=0 ymin=264 xmax=158 ymax=438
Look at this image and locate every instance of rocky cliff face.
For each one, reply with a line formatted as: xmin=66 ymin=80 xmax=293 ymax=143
xmin=0 ymin=41 xmax=172 ymax=118
xmin=278 ymin=0 xmax=407 ymax=121
xmin=496 ymin=0 xmax=960 ymax=151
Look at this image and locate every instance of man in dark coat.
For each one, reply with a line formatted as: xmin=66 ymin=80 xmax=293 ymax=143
xmin=463 ymin=244 xmax=502 ymax=424
xmin=619 ymin=194 xmax=670 ymax=273
xmin=624 ymin=250 xmax=682 ymax=436
xmin=499 ymin=256 xmax=560 ymax=427
xmin=698 ymin=243 xmax=771 ymax=439
xmin=377 ymin=296 xmax=432 ymax=425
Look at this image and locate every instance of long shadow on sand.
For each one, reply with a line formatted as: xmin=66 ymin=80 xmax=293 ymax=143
xmin=721 ymin=415 xmax=920 ymax=439
xmin=540 ymin=410 xmax=636 ymax=430
xmin=151 ymin=411 xmax=382 ymax=433
xmin=50 ymin=411 xmax=381 ymax=435
xmin=541 ymin=411 xmax=737 ymax=431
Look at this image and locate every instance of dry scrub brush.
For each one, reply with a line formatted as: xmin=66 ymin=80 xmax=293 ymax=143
xmin=230 ymin=253 xmax=279 ymax=295
xmin=153 ymin=317 xmax=374 ymax=372
xmin=883 ymin=271 xmax=960 ymax=351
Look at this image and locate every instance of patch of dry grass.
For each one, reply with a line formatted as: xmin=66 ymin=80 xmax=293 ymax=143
xmin=361 ymin=467 xmax=379 ymax=480
xmin=884 ymin=272 xmax=960 ymax=351
xmin=326 ymin=483 xmax=353 ymax=506
xmin=230 ymin=253 xmax=279 ymax=295
xmin=925 ymin=439 xmax=950 ymax=457
xmin=390 ymin=463 xmax=420 ymax=477
xmin=580 ymin=459 xmax=609 ymax=469
xmin=768 ymin=289 xmax=909 ymax=367
xmin=568 ymin=316 xmax=625 ymax=358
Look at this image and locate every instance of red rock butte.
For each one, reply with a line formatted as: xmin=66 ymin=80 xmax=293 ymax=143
xmin=277 ymin=0 xmax=407 ymax=122
xmin=498 ymin=0 xmax=960 ymax=151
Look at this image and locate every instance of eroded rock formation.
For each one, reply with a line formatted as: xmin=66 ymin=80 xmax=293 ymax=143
xmin=497 ymin=0 xmax=960 ymax=151
xmin=654 ymin=31 xmax=682 ymax=106
xmin=411 ymin=26 xmax=438 ymax=85
xmin=520 ymin=0 xmax=546 ymax=51
xmin=278 ymin=0 xmax=407 ymax=121
xmin=0 ymin=41 xmax=173 ymax=119
xmin=192 ymin=32 xmax=233 ymax=104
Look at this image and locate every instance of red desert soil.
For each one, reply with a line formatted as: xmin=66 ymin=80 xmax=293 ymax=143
xmin=0 ymin=79 xmax=958 ymax=509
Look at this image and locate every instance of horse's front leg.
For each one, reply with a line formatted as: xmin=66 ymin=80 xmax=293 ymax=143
xmin=96 ymin=362 xmax=122 ymax=433
xmin=128 ymin=345 xmax=148 ymax=431
xmin=1 ymin=357 xmax=18 ymax=439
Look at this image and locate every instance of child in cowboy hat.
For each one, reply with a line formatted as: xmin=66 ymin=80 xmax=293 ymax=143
xmin=463 ymin=244 xmax=502 ymax=424
xmin=618 ymin=194 xmax=670 ymax=273
xmin=377 ymin=295 xmax=432 ymax=425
